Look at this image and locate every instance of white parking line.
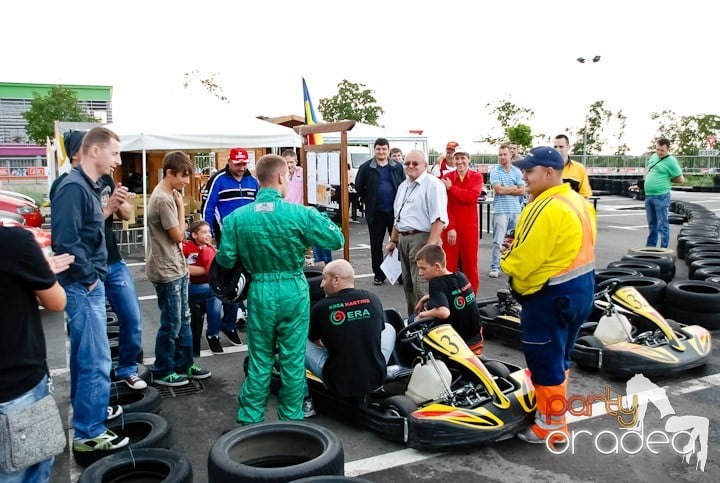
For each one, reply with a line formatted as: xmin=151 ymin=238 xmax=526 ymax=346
xmin=344 ymin=371 xmax=720 ymax=476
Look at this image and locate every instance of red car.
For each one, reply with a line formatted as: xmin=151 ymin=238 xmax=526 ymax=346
xmin=0 ymin=193 xmax=43 ymax=227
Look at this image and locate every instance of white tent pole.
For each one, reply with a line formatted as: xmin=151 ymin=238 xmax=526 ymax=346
xmin=142 ymin=138 xmax=148 ymax=255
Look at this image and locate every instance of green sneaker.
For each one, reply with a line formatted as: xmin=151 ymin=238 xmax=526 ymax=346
xmin=154 ymin=372 xmax=189 ymax=387
xmin=186 ymin=363 xmax=211 ymax=380
xmin=73 ymin=429 xmax=129 ymax=452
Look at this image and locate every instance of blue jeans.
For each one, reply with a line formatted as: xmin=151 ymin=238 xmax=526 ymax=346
xmin=491 ymin=212 xmax=518 ymax=271
xmin=65 ymin=282 xmax=111 ymax=439
xmin=188 ymin=283 xmax=224 ymax=337
xmin=0 ymin=375 xmax=54 ymax=482
xmin=304 ymin=324 xmax=396 ymax=396
xmin=312 ymin=247 xmax=333 ymax=264
xmin=151 ymin=275 xmax=194 ymax=378
xmin=105 ymin=261 xmax=143 ymax=379
xmin=645 ymin=193 xmax=671 ymax=248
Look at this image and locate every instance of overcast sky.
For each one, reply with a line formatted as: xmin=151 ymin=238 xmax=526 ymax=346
xmin=7 ymin=0 xmax=718 ymax=154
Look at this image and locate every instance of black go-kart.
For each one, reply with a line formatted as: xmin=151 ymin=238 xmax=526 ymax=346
xmin=248 ymin=309 xmax=535 ymax=449
xmin=477 ymin=283 xmax=712 ymax=377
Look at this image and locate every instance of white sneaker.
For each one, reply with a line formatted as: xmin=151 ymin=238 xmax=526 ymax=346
xmin=489 ymin=270 xmax=500 ymax=278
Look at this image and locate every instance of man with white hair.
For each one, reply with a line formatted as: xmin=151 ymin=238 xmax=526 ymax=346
xmin=385 ymin=149 xmax=448 ymax=316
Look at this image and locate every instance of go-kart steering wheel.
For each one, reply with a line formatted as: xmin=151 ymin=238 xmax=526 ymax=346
xmin=397 ymin=316 xmax=436 ymax=344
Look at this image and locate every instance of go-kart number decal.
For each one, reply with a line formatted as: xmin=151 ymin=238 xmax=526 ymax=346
xmin=613 ymin=286 xmax=649 ymax=310
xmin=426 ymin=326 xmax=472 ymax=357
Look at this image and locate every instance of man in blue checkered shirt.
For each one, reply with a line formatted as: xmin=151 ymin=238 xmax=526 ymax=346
xmin=488 ymin=144 xmax=526 ymax=278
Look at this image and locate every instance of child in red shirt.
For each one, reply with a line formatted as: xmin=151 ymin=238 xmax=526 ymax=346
xmin=182 ymin=220 xmax=242 ymax=353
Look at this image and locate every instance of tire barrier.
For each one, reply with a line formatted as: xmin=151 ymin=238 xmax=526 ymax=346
xmin=79 ymin=448 xmax=192 ymax=483
xmin=208 ymin=421 xmax=344 ymax=482
xmin=606 ymin=260 xmax=661 ymax=279
xmin=73 ymin=412 xmax=171 ymax=467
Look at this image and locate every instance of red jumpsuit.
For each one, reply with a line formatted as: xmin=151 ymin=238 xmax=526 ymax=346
xmin=441 ymin=170 xmax=483 ymax=293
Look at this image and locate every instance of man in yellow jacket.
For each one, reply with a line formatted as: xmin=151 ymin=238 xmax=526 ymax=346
xmin=500 ymin=146 xmax=596 ymax=446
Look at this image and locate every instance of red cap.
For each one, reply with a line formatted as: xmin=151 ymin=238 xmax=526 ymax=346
xmin=446 ymin=141 xmax=459 ymax=151
xmin=229 ymin=147 xmax=249 ymax=164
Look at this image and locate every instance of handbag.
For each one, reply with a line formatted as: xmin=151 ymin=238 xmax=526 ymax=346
xmin=0 ymin=393 xmax=66 ymax=473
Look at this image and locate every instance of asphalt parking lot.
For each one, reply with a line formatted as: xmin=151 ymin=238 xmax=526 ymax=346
xmin=45 ymin=192 xmax=720 ymax=482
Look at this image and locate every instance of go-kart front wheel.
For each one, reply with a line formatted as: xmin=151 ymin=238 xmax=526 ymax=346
xmin=380 ymin=395 xmax=418 ymax=417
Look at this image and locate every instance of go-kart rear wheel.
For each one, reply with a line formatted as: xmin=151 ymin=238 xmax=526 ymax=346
xmin=380 ymin=395 xmax=417 ymax=417
xmin=573 ymin=336 xmax=604 ymax=371
xmin=484 ymin=360 xmax=511 ymax=379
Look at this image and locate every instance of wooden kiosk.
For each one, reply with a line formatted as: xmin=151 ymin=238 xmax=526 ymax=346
xmin=296 ymin=120 xmax=356 ymax=261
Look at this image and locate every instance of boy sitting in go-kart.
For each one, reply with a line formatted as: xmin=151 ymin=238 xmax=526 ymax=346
xmin=303 ymin=259 xmax=397 ymax=417
xmin=413 ymin=245 xmax=483 ymax=355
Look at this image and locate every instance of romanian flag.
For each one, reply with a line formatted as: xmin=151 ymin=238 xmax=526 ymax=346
xmin=302 ymin=77 xmax=323 ymax=145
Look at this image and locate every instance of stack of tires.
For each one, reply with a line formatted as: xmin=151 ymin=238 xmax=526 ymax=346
xmin=661 ymin=201 xmax=720 ymax=329
xmin=600 ymin=249 xmax=673 ymax=309
xmin=77 ymin=308 xmax=193 ymax=480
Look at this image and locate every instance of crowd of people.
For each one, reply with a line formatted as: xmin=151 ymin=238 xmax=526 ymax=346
xmin=2 ymin=130 xmax=687 ymax=480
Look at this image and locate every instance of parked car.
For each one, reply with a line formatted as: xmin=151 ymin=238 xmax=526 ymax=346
xmin=0 ymin=193 xmax=43 ymax=227
xmin=0 ymin=213 xmax=52 ymax=255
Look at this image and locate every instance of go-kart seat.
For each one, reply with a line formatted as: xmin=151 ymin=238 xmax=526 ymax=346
xmin=383 ymin=309 xmax=415 ymax=368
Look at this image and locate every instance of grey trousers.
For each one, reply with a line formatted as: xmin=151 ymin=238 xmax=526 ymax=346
xmin=397 ymin=231 xmax=430 ymax=317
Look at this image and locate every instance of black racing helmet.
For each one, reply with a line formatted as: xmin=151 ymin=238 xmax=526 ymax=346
xmin=209 ymin=258 xmax=251 ymax=304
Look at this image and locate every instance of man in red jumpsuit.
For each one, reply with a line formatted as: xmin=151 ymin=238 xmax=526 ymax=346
xmin=441 ymin=146 xmax=483 ymax=293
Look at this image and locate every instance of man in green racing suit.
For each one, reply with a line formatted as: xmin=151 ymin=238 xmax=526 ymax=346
xmin=216 ymin=154 xmax=345 ymax=424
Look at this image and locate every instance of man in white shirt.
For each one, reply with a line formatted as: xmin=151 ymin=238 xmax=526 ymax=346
xmin=385 ymin=150 xmax=448 ymax=316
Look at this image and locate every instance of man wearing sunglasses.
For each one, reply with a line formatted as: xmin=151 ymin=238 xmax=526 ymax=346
xmin=385 ymin=150 xmax=448 ymax=316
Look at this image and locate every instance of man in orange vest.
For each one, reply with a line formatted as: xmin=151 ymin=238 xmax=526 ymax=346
xmin=500 ymin=147 xmax=596 ymax=446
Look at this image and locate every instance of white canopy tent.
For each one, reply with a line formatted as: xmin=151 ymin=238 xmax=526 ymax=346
xmin=103 ymin=106 xmax=300 ymax=251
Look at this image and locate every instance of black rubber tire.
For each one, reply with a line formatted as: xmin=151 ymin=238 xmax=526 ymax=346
xmin=685 ymin=250 xmax=720 ymax=267
xmin=682 ymin=239 xmax=720 ymax=260
xmin=668 ymin=213 xmax=685 ymax=224
xmin=484 ymin=360 xmax=512 ymax=379
xmin=706 ymin=276 xmax=720 ymax=285
xmin=108 ymin=384 xmax=162 ymax=414
xmin=689 ymin=259 xmax=720 ymax=279
xmin=207 ymin=421 xmax=344 ymax=482
xmin=79 ymin=448 xmax=192 ymax=483
xmin=597 ymin=276 xmax=666 ymax=306
xmin=379 ymin=395 xmax=418 ymax=417
xmin=606 ymin=260 xmax=661 ymax=279
xmin=73 ymin=412 xmax=172 ymax=467
xmin=661 ymin=305 xmax=720 ymax=330
xmin=664 ymin=280 xmax=720 ymax=313
xmin=626 ymin=247 xmax=675 ymax=258
xmin=621 ymin=255 xmax=675 ymax=282
xmin=692 ymin=267 xmax=720 ymax=281
xmin=304 ymin=267 xmax=325 ymax=305
xmin=572 ymin=336 xmax=604 ymax=370
xmin=594 ymin=268 xmax=642 ymax=285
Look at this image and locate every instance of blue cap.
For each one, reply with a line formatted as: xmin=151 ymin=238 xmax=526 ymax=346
xmin=513 ymin=146 xmax=564 ymax=170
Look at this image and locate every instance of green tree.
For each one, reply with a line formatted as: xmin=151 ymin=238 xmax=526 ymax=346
xmin=649 ymin=111 xmax=720 ymax=155
xmin=318 ymin=80 xmax=384 ymax=125
xmin=506 ymin=124 xmax=533 ymax=150
xmin=571 ymin=100 xmax=612 ymax=156
xmin=480 ymin=98 xmax=534 ymax=146
xmin=22 ymin=86 xmax=96 ymax=145
xmin=183 ymin=70 xmax=229 ymax=103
